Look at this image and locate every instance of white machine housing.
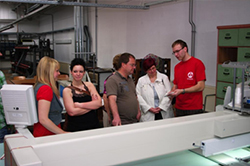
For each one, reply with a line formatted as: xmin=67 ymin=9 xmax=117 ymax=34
xmin=1 ymin=84 xmax=38 ymax=128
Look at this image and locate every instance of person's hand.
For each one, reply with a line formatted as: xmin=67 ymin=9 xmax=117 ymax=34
xmin=155 ymin=107 xmax=161 ymax=113
xmin=149 ymin=107 xmax=160 ymax=114
xmin=167 ymin=89 xmax=183 ymax=98
xmin=74 ymin=102 xmax=81 ymax=108
xmin=137 ymin=110 xmax=141 ymax=121
xmin=112 ymin=116 xmax=121 ymax=126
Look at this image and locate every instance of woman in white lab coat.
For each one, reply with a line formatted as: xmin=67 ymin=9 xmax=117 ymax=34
xmin=136 ymin=57 xmax=173 ymax=122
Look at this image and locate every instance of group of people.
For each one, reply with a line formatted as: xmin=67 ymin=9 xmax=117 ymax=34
xmin=33 ymin=56 xmax=102 ymax=137
xmin=104 ymin=39 xmax=206 ymax=126
xmin=0 ymin=39 xmax=206 ymax=139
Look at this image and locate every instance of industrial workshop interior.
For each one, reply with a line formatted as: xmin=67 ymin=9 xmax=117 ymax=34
xmin=0 ymin=0 xmax=250 ymax=165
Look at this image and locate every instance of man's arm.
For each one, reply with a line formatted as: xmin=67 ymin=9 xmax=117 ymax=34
xmin=168 ymin=80 xmax=205 ymax=97
xmin=108 ymin=95 xmax=121 ymax=126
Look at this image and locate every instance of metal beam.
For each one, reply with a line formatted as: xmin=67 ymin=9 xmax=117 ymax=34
xmin=144 ymin=0 xmax=174 ymax=7
xmin=0 ymin=0 xmax=149 ymax=9
xmin=0 ymin=5 xmax=50 ymax=32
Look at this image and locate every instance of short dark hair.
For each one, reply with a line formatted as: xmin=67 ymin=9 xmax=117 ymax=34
xmin=70 ymin=58 xmax=86 ymax=71
xmin=143 ymin=57 xmax=156 ymax=71
xmin=118 ymin=52 xmax=135 ymax=69
xmin=172 ymin=39 xmax=189 ymax=52
xmin=113 ymin=54 xmax=121 ymax=70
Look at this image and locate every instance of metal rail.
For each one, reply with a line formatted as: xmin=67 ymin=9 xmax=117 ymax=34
xmin=0 ymin=0 xmax=149 ymax=9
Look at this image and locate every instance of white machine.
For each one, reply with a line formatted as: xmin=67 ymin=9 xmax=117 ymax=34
xmin=3 ymin=110 xmax=250 ymax=166
xmin=1 ymin=84 xmax=37 ymax=138
xmin=2 ymin=62 xmax=250 ymax=166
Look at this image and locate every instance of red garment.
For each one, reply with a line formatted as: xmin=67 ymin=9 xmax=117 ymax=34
xmin=36 ymin=85 xmax=53 ymax=101
xmin=173 ymin=57 xmax=206 ymax=110
xmin=33 ymin=85 xmax=58 ymax=137
xmin=33 ymin=123 xmax=61 ymax=137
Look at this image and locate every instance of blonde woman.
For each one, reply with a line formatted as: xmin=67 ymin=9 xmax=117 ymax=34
xmin=33 ymin=56 xmax=67 ymax=137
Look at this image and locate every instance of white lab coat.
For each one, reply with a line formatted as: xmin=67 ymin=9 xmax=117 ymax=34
xmin=136 ymin=71 xmax=173 ymax=122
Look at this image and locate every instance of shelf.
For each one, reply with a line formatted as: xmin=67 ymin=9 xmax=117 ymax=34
xmin=222 ymin=61 xmax=250 ymax=69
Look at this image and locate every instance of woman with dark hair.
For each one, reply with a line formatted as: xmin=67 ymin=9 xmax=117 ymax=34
xmin=136 ymin=57 xmax=173 ymax=122
xmin=63 ymin=58 xmax=102 ymax=131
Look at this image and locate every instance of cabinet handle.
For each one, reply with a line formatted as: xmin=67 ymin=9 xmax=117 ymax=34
xmin=246 ymin=36 xmax=250 ymax=39
xmin=223 ymin=72 xmax=230 ymax=75
xmin=244 ymin=53 xmax=250 ymax=58
xmin=224 ymin=36 xmax=231 ymax=40
xmin=222 ymin=87 xmax=227 ymax=93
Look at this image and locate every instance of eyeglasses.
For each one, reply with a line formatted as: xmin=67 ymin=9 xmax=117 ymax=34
xmin=129 ymin=63 xmax=136 ymax=67
xmin=172 ymin=47 xmax=184 ymax=55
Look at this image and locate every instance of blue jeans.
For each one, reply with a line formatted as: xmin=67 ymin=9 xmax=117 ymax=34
xmin=0 ymin=126 xmax=10 ymax=143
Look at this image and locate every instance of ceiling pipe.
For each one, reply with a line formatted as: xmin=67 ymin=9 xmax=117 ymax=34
xmin=0 ymin=24 xmax=14 ymax=32
xmin=0 ymin=5 xmax=50 ymax=32
xmin=0 ymin=0 xmax=149 ymax=10
xmin=189 ymin=0 xmax=196 ymax=57
xmin=144 ymin=0 xmax=174 ymax=7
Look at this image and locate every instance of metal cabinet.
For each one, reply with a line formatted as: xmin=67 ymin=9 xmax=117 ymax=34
xmin=216 ymin=24 xmax=250 ymax=106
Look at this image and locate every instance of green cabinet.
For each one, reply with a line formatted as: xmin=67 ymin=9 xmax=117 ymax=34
xmin=238 ymin=28 xmax=250 ymax=46
xmin=237 ymin=48 xmax=250 ymax=61
xmin=218 ymin=29 xmax=238 ymax=46
xmin=216 ymin=82 xmax=233 ymax=99
xmin=216 ymin=24 xmax=250 ymax=106
xmin=217 ymin=64 xmax=242 ymax=83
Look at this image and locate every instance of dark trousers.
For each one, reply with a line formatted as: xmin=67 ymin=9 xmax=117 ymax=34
xmin=175 ymin=109 xmax=204 ymax=117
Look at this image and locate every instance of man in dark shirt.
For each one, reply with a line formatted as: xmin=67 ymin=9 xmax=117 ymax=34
xmin=106 ymin=53 xmax=141 ymax=126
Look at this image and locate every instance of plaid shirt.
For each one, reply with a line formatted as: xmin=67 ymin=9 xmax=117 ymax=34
xmin=0 ymin=70 xmax=7 ymax=130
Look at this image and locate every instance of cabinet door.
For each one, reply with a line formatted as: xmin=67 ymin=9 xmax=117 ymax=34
xmin=237 ymin=48 xmax=250 ymax=62
xmin=219 ymin=29 xmax=238 ymax=46
xmin=238 ymin=28 xmax=250 ymax=46
xmin=216 ymin=98 xmax=224 ymax=106
xmin=216 ymin=82 xmax=233 ymax=99
xmin=217 ymin=64 xmax=241 ymax=83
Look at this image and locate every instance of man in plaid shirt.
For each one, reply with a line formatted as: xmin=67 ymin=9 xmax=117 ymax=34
xmin=0 ymin=52 xmax=14 ymax=143
xmin=0 ymin=69 xmax=9 ymax=143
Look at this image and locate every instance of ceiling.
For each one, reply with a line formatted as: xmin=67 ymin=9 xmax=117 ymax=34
xmin=0 ymin=0 xmax=177 ymax=32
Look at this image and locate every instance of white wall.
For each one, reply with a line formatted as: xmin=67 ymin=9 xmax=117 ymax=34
xmin=90 ymin=0 xmax=250 ymax=86
xmin=38 ymin=6 xmax=75 ymax=63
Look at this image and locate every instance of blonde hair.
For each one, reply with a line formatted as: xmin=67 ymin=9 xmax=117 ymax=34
xmin=34 ymin=56 xmax=60 ymax=97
